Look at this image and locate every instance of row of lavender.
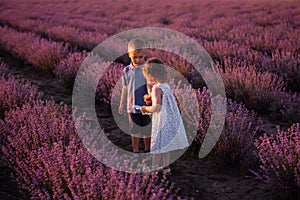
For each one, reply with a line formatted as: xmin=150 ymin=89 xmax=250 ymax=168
xmin=0 ymin=21 xmax=298 ymax=96
xmin=1 ymin=58 xmax=299 ymax=198
xmin=0 ymin=63 xmax=184 ymax=199
xmin=0 ymin=25 xmax=299 ymax=123
xmin=0 ymin=0 xmax=299 ymax=91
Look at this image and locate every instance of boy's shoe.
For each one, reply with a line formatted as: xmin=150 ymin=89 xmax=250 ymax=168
xmin=143 ymin=149 xmax=150 ymax=153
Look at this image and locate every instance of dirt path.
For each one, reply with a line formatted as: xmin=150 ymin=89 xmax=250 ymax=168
xmin=0 ymin=49 xmax=281 ymax=200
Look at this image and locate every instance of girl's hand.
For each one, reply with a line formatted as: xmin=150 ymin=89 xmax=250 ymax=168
xmin=140 ymin=106 xmax=147 ymax=115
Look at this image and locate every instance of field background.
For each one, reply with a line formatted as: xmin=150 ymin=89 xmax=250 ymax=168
xmin=0 ymin=0 xmax=299 ymax=199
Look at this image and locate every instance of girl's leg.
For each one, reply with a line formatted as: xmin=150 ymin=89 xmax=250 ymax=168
xmin=152 ymin=154 xmax=161 ymax=171
xmin=161 ymin=152 xmax=171 ymax=174
xmin=162 ymin=152 xmax=170 ymax=167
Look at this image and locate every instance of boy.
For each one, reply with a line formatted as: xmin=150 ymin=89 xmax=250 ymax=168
xmin=119 ymin=38 xmax=151 ymax=153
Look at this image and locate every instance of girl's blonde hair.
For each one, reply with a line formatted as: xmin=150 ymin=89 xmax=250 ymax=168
xmin=143 ymin=58 xmax=167 ymax=82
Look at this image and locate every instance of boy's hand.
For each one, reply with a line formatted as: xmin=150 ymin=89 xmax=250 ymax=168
xmin=143 ymin=94 xmax=152 ymax=105
xmin=119 ymin=105 xmax=125 ymax=114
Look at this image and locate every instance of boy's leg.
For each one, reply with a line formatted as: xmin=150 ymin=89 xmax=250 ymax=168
xmin=141 ymin=114 xmax=151 ymax=152
xmin=129 ymin=113 xmax=141 ymax=153
xmin=143 ymin=136 xmax=151 ymax=152
xmin=131 ymin=133 xmax=140 ymax=153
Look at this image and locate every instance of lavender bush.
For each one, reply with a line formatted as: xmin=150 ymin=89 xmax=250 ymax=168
xmin=54 ymin=51 xmax=89 ymax=88
xmin=72 ymin=54 xmax=124 ymax=104
xmin=203 ymin=40 xmax=263 ymax=65
xmin=262 ymin=49 xmax=300 ymax=92
xmin=212 ymin=99 xmax=261 ymax=169
xmin=46 ymin=26 xmax=107 ymax=50
xmin=271 ymin=90 xmax=300 ymax=123
xmin=251 ymin=123 xmax=300 ymax=199
xmin=0 ymin=26 xmax=69 ymax=72
xmin=97 ymin=63 xmax=124 ymax=103
xmin=220 ymin=62 xmax=285 ymax=113
xmin=169 ymin=80 xmax=261 ymax=170
xmin=0 ymin=99 xmax=185 ymax=199
xmin=0 ymin=61 xmax=9 ymax=76
xmin=0 ymin=73 xmax=40 ymax=118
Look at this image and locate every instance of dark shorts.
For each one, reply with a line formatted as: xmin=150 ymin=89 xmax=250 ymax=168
xmin=128 ymin=113 xmax=151 ymax=136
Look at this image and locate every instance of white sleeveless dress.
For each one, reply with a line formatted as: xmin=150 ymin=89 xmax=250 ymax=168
xmin=150 ymin=83 xmax=189 ymax=154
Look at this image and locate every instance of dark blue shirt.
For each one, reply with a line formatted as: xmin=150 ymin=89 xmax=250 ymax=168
xmin=122 ymin=63 xmax=148 ymax=113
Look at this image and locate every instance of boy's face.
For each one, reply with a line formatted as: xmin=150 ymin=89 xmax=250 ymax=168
xmin=128 ymin=50 xmax=146 ymax=67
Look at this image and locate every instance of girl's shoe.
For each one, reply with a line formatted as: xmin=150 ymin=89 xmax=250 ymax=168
xmin=142 ymin=165 xmax=151 ymax=173
xmin=162 ymin=167 xmax=171 ymax=175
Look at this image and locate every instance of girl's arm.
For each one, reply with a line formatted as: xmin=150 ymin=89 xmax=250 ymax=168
xmin=141 ymin=86 xmax=162 ymax=114
xmin=147 ymin=83 xmax=152 ymax=95
xmin=144 ymin=83 xmax=152 ymax=104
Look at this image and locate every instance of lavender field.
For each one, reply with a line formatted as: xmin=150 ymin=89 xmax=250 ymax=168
xmin=0 ymin=0 xmax=299 ymax=199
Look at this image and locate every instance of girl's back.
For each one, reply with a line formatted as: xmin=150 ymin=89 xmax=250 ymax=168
xmin=150 ymin=83 xmax=189 ymax=154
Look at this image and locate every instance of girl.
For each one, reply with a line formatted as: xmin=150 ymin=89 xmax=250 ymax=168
xmin=140 ymin=58 xmax=189 ymax=174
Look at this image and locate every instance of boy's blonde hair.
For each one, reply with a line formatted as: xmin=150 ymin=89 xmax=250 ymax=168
xmin=128 ymin=38 xmax=146 ymax=53
xmin=143 ymin=58 xmax=167 ymax=82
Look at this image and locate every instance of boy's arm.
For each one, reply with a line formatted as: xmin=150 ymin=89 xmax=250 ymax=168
xmin=119 ymin=86 xmax=127 ymax=114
